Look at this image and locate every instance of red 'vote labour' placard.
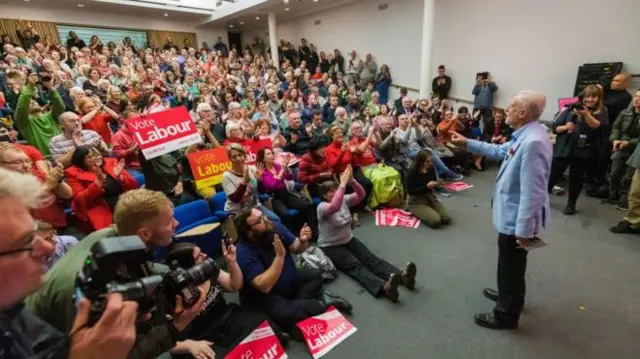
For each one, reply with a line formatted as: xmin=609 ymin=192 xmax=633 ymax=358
xmin=296 ymin=306 xmax=357 ymax=359
xmin=225 ymin=321 xmax=287 ymax=359
xmin=127 ymin=106 xmax=201 ymax=160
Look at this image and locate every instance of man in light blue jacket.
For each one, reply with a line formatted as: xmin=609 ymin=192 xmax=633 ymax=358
xmin=450 ymin=91 xmax=552 ymax=330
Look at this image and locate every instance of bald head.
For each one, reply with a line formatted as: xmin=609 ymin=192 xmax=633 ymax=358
xmin=611 ymin=73 xmax=631 ymax=91
xmin=506 ymin=91 xmax=547 ymax=127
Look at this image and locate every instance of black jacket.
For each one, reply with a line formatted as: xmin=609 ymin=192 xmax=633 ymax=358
xmin=482 ymin=117 xmax=513 ymax=142
xmin=283 ymin=127 xmax=311 ymax=156
xmin=552 ymin=107 xmax=609 ymax=159
xmin=0 ymin=304 xmax=67 ymax=358
xmin=431 ymin=75 xmax=452 ymax=99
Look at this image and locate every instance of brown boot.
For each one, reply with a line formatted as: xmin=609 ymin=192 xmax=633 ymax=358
xmin=382 ymin=274 xmax=401 ymax=302
xmin=401 ymin=262 xmax=417 ymax=290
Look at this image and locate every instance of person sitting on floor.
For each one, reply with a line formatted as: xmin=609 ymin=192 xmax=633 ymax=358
xmin=317 ymin=165 xmax=416 ymax=302
xmin=234 ymin=207 xmax=352 ymax=339
xmin=406 ymin=150 xmax=452 ymax=228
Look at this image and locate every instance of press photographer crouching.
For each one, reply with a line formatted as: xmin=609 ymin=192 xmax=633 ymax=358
xmin=26 ymin=188 xmax=283 ymax=358
xmin=0 ymin=168 xmax=137 ymax=359
xmin=548 ymin=85 xmax=609 ymax=215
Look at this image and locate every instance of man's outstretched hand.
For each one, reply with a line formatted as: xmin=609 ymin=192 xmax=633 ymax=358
xmin=450 ymin=131 xmax=468 ymax=146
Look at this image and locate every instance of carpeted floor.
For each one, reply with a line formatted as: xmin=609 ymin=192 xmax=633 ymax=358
xmin=269 ymin=167 xmax=640 ymax=359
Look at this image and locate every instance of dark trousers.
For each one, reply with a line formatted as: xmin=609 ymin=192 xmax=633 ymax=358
xmin=493 ymin=233 xmax=528 ymax=322
xmin=272 ymin=189 xmax=317 ymax=234
xmin=352 ymin=168 xmax=373 ymax=210
xmin=609 ymin=157 xmax=634 ymax=201
xmin=322 ymin=237 xmax=401 ymax=296
xmin=244 ymin=267 xmax=326 ymax=333
xmin=548 ymin=157 xmax=589 ymax=204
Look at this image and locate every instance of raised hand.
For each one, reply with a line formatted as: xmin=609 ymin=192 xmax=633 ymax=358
xmin=242 ymin=165 xmax=251 ymax=184
xmin=339 ymin=165 xmax=352 ymax=186
xmin=273 ymin=234 xmax=286 ymax=258
xmin=449 ymin=131 xmax=468 ymax=145
xmin=113 ymin=159 xmax=126 ymax=178
xmin=221 ymin=239 xmax=237 ymax=263
xmin=254 ymin=162 xmax=265 ymax=179
xmin=45 ymin=166 xmax=64 ymax=189
xmin=92 ymin=164 xmax=106 ymax=184
xmin=299 ymin=223 xmax=312 ymax=242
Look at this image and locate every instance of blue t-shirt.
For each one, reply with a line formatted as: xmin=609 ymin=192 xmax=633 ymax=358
xmin=236 ymin=222 xmax=299 ymax=299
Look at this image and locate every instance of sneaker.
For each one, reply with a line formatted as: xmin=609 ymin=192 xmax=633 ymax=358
xmin=436 ymin=187 xmax=451 ymax=197
xmin=446 ymin=173 xmax=464 ymax=181
xmin=401 ymin=262 xmax=417 ymax=290
xmin=610 ymin=220 xmax=640 ymax=234
xmin=382 ymin=274 xmax=401 ymax=302
xmin=615 ymin=202 xmax=629 ymax=211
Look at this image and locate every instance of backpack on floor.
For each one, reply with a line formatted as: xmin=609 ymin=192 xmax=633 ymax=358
xmin=296 ymin=246 xmax=338 ymax=282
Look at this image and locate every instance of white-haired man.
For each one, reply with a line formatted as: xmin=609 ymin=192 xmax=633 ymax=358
xmin=0 ymin=168 xmax=138 ymax=358
xmin=450 ymin=91 xmax=553 ymax=329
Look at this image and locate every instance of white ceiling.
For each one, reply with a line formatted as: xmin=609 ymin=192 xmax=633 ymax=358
xmin=1 ymin=0 xmax=212 ymax=22
xmin=206 ymin=0 xmax=362 ymax=30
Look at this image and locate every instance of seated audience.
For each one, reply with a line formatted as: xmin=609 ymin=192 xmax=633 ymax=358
xmin=36 ymin=220 xmax=79 ymax=271
xmin=234 ymin=207 xmax=352 ymax=337
xmin=0 ymin=144 xmax=72 ymax=229
xmin=298 ymin=137 xmax=334 ymax=196
xmin=78 ymin=96 xmax=119 ymax=145
xmin=222 ymin=143 xmax=280 ymax=222
xmin=141 ymin=151 xmax=194 ymax=206
xmin=406 ymin=150 xmax=452 ymax=228
xmin=0 ymin=123 xmax=48 ymax=173
xmin=49 ymin=111 xmax=108 ymax=167
xmin=65 ymin=146 xmax=138 ymax=232
xmin=317 ymin=165 xmax=416 ymax=302
xmin=111 ymin=121 xmax=141 ymax=168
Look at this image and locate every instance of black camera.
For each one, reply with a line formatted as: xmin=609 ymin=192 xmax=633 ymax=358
xmin=163 ymin=242 xmax=220 ymax=312
xmin=39 ymin=72 xmax=52 ymax=83
xmin=570 ymin=102 xmax=584 ymax=111
xmin=75 ymin=236 xmax=162 ymax=326
xmin=76 ymin=237 xmax=219 ymax=326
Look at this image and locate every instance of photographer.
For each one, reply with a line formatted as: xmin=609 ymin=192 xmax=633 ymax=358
xmin=0 ymin=168 xmax=138 ymax=358
xmin=548 ymin=85 xmax=609 ymax=215
xmin=25 ymin=188 xmax=266 ymax=358
xmin=472 ymin=72 xmax=498 ymax=123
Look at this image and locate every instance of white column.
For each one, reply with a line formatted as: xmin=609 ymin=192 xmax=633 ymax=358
xmin=268 ymin=12 xmax=279 ymax=69
xmin=419 ymin=0 xmax=436 ymax=98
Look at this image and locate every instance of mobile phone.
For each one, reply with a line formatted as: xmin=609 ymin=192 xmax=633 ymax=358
xmin=223 ymin=232 xmax=231 ymax=247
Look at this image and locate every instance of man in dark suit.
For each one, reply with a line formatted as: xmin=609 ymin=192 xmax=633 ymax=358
xmin=395 ymin=96 xmax=416 ymax=117
xmin=393 ymin=87 xmax=409 ymax=113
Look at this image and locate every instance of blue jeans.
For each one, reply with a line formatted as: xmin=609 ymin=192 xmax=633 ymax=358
xmin=407 ymin=148 xmax=457 ymax=179
xmin=258 ymin=204 xmax=281 ymax=223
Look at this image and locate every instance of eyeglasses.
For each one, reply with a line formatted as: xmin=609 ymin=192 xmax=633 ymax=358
xmin=0 ymin=224 xmax=43 ymax=258
xmin=0 ymin=159 xmax=31 ymax=166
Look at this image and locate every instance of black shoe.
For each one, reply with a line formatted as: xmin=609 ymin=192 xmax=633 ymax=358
xmin=483 ymin=288 xmax=498 ymax=302
xmin=600 ymin=197 xmax=616 ymax=204
xmin=401 ymin=262 xmax=417 ymax=290
xmin=610 ymin=220 xmax=640 ymax=234
xmin=563 ymin=203 xmax=576 ymax=215
xmin=473 ymin=313 xmax=518 ymax=330
xmin=382 ymin=273 xmax=402 ymax=302
xmin=321 ymin=291 xmax=353 ymax=314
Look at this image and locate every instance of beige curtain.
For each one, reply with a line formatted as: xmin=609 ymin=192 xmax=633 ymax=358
xmin=147 ymin=30 xmax=197 ymax=50
xmin=0 ymin=19 xmax=60 ymax=47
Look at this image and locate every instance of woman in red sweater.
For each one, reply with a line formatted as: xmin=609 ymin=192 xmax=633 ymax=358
xmin=65 ymin=146 xmax=138 ymax=233
xmin=325 ymin=124 xmax=373 ymax=217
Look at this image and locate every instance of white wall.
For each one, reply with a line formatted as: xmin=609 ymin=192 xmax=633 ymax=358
xmin=433 ymin=0 xmax=640 ymax=120
xmin=249 ymin=0 xmax=424 ymax=91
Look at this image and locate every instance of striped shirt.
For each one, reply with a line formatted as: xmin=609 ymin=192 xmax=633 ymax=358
xmin=49 ymin=130 xmax=104 ymax=160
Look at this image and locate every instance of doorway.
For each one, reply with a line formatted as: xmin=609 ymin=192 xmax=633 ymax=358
xmin=227 ymin=31 xmax=243 ymax=53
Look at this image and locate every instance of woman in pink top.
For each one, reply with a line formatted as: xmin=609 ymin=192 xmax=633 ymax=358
xmin=256 ymin=147 xmax=317 ymax=237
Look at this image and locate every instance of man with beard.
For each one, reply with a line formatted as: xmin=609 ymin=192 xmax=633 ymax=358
xmin=234 ymin=208 xmax=352 ymax=339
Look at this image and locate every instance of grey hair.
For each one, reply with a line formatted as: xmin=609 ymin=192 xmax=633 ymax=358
xmin=514 ymin=91 xmax=547 ymax=121
xmin=196 ymin=102 xmax=212 ymax=113
xmin=69 ymin=86 xmax=84 ymax=98
xmin=225 ymin=123 xmax=241 ymax=137
xmin=0 ymin=167 xmax=45 ymax=208
xmin=371 ymin=91 xmax=380 ymax=98
xmin=228 ymin=102 xmax=241 ymax=111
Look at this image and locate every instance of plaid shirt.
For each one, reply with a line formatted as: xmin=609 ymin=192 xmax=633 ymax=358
xmin=298 ymin=152 xmax=331 ymax=184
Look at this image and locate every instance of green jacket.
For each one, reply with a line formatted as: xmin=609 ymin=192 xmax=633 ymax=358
xmin=15 ymin=85 xmax=64 ymax=156
xmin=25 ymin=227 xmax=180 ymax=359
xmin=609 ymin=107 xmax=640 ymax=153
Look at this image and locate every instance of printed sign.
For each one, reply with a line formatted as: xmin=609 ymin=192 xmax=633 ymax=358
xmin=187 ymin=147 xmax=231 ymax=189
xmin=127 ymin=106 xmax=201 ymax=160
xmin=242 ymin=138 xmax=272 ymax=165
xmin=558 ymin=96 xmax=579 ymax=111
xmin=225 ymin=321 xmax=287 ymax=359
xmin=297 ymin=306 xmax=357 ymax=359
xmin=375 ymin=208 xmax=420 ymax=228
xmin=443 ymin=181 xmax=473 ymax=192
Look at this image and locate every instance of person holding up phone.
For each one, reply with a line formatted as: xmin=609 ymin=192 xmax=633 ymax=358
xmin=472 ymin=71 xmax=498 ymax=124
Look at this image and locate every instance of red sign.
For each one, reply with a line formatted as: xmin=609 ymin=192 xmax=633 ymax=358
xmin=443 ymin=181 xmax=473 ymax=192
xmin=297 ymin=307 xmax=357 ymax=359
xmin=375 ymin=208 xmax=421 ymax=228
xmin=225 ymin=138 xmax=272 ymax=165
xmin=187 ymin=147 xmax=231 ymax=189
xmin=225 ymin=321 xmax=288 ymax=359
xmin=127 ymin=106 xmax=201 ymax=159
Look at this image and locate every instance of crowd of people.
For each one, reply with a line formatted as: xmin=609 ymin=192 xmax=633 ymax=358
xmin=1 ymin=22 xmax=639 ymax=358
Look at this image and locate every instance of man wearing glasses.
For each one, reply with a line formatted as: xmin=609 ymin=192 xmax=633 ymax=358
xmin=0 ymin=167 xmax=138 ymax=358
xmin=234 ymin=208 xmax=352 ymax=340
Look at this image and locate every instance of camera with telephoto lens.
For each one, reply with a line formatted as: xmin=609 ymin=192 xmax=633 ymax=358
xmin=76 ymin=236 xmax=220 ymax=326
xmin=162 ymin=242 xmax=220 ymax=313
xmin=75 ymin=236 xmax=163 ymax=326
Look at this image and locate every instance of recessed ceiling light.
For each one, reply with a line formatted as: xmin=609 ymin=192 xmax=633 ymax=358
xmin=255 ymin=16 xmax=260 ymax=20
xmin=229 ymin=24 xmax=234 ymax=28
xmin=240 ymin=21 xmax=245 ymax=24
xmin=283 ymin=0 xmax=289 ymax=4
xmin=164 ymin=13 xmax=169 ymax=16
xmin=285 ymin=7 xmax=289 ymax=11
xmin=23 ymin=0 xmax=30 ymax=2
xmin=313 ymin=0 xmax=318 ymax=2
xmin=77 ymin=4 xmax=84 ymax=7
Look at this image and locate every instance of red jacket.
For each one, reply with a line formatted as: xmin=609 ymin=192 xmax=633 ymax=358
xmin=112 ymin=126 xmax=140 ymax=168
xmin=325 ymin=141 xmax=353 ymax=174
xmin=298 ymin=152 xmax=331 ymax=184
xmin=65 ymin=158 xmax=138 ymax=232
